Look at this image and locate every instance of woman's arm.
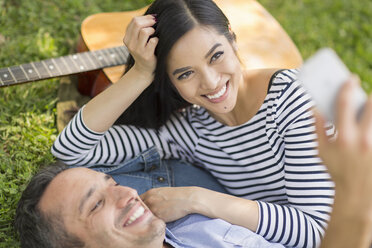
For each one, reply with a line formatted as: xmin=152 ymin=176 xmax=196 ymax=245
xmin=83 ymin=15 xmax=158 ymax=133
xmin=52 ymin=15 xmax=160 ymax=164
xmin=141 ymin=186 xmax=259 ymax=231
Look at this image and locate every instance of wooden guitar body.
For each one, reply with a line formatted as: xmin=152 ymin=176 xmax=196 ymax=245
xmin=76 ymin=37 xmax=114 ymax=97
xmin=77 ymin=7 xmax=148 ymax=97
xmin=77 ymin=0 xmax=303 ymax=97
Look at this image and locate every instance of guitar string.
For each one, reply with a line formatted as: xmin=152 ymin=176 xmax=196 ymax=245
xmin=1 ymin=45 xmax=130 ymax=86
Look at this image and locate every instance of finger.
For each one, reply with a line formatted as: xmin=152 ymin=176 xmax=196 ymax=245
xmin=139 ymin=191 xmax=148 ymax=201
xmin=314 ymin=109 xmax=331 ymax=164
xmin=125 ymin=15 xmax=156 ymax=36
xmin=137 ymin=27 xmax=156 ymax=50
xmin=145 ymin=37 xmax=159 ymax=55
xmin=335 ymin=77 xmax=357 ymax=141
xmin=314 ymin=109 xmax=329 ymax=150
xmin=124 ymin=15 xmax=156 ymax=46
xmin=359 ymin=95 xmax=372 ymax=147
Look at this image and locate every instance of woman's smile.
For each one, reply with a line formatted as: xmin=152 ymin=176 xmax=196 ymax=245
xmin=203 ymin=80 xmax=230 ymax=103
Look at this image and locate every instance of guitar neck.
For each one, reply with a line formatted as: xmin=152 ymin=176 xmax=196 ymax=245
xmin=0 ymin=46 xmax=129 ymax=87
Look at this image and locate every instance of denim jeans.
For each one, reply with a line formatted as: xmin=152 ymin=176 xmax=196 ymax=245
xmin=91 ymin=146 xmax=227 ymax=195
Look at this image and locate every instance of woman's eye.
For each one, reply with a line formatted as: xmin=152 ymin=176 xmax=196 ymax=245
xmin=91 ymin=200 xmax=103 ymax=212
xmin=177 ymin=71 xmax=193 ymax=80
xmin=210 ymin=51 xmax=224 ymax=63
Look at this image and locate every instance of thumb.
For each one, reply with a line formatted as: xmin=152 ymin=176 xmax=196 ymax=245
xmin=139 ymin=191 xmax=147 ymax=201
xmin=313 ymin=109 xmax=329 ymax=158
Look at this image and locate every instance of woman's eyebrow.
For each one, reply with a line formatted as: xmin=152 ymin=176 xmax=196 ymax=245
xmin=172 ymin=66 xmax=192 ymax=76
xmin=204 ymin=43 xmax=222 ymax=58
xmin=172 ymin=43 xmax=222 ymax=76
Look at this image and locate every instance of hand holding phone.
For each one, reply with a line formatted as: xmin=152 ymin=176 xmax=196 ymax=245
xmin=298 ymin=48 xmax=367 ymax=121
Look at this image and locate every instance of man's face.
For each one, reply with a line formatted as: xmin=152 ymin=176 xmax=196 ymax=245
xmin=39 ymin=168 xmax=166 ymax=248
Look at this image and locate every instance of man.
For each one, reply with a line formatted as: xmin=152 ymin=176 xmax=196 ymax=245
xmin=15 ymin=162 xmax=283 ymax=248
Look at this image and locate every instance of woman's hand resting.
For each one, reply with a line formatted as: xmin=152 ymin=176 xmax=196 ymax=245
xmin=140 ymin=187 xmax=200 ymax=222
xmin=141 ymin=186 xmax=259 ymax=231
xmin=123 ymin=14 xmax=158 ymax=77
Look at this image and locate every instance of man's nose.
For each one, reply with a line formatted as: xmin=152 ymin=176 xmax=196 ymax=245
xmin=200 ymin=66 xmax=221 ymax=90
xmin=109 ymin=185 xmax=139 ymax=208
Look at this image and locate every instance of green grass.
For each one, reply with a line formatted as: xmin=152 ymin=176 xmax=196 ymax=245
xmin=259 ymin=0 xmax=372 ymax=92
xmin=0 ymin=0 xmax=151 ymax=247
xmin=0 ymin=0 xmax=371 ymax=247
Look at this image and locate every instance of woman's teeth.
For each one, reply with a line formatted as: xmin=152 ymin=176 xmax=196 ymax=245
xmin=206 ymin=84 xmax=227 ymax=100
xmin=124 ymin=206 xmax=145 ymax=226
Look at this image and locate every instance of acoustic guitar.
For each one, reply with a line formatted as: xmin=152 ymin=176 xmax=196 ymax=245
xmin=0 ymin=0 xmax=302 ymax=98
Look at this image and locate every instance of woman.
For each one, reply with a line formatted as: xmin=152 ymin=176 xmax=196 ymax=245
xmin=52 ymin=0 xmax=334 ymax=247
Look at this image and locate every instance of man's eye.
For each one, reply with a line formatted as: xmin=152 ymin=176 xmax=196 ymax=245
xmin=91 ymin=200 xmax=103 ymax=212
xmin=210 ymin=51 xmax=224 ymax=63
xmin=177 ymin=71 xmax=193 ymax=80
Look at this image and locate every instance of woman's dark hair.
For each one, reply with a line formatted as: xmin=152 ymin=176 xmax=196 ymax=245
xmin=14 ymin=162 xmax=85 ymax=248
xmin=115 ymin=0 xmax=236 ymax=129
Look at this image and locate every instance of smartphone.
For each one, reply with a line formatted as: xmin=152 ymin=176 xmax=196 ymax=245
xmin=298 ymin=48 xmax=367 ymax=121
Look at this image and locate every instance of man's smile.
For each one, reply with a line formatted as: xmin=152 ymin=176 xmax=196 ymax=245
xmin=121 ymin=200 xmax=152 ymax=228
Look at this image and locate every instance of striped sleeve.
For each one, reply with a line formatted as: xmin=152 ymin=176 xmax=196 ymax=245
xmin=162 ymin=112 xmax=201 ymax=164
xmin=51 ymin=106 xmax=198 ymax=167
xmin=256 ymin=70 xmax=335 ymax=248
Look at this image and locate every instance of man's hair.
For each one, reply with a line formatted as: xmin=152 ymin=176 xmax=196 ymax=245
xmin=115 ymin=0 xmax=236 ymax=129
xmin=14 ymin=161 xmax=85 ymax=248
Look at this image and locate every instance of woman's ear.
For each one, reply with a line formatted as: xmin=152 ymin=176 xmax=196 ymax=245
xmin=228 ymin=24 xmax=237 ymax=40
xmin=231 ymin=40 xmax=238 ymax=52
xmin=229 ymin=31 xmax=238 ymax=51
xmin=230 ymin=39 xmax=245 ymax=67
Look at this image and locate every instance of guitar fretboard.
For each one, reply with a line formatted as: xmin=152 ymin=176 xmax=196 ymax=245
xmin=0 ymin=46 xmax=129 ymax=87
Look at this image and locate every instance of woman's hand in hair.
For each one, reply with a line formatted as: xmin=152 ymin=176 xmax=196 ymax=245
xmin=123 ymin=15 xmax=159 ymax=78
xmin=82 ymin=15 xmax=158 ymax=132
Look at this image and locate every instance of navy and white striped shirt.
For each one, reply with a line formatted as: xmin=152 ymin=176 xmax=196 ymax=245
xmin=52 ymin=69 xmax=334 ymax=247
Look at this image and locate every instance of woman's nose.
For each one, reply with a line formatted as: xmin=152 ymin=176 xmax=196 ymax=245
xmin=200 ymin=67 xmax=220 ymax=90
